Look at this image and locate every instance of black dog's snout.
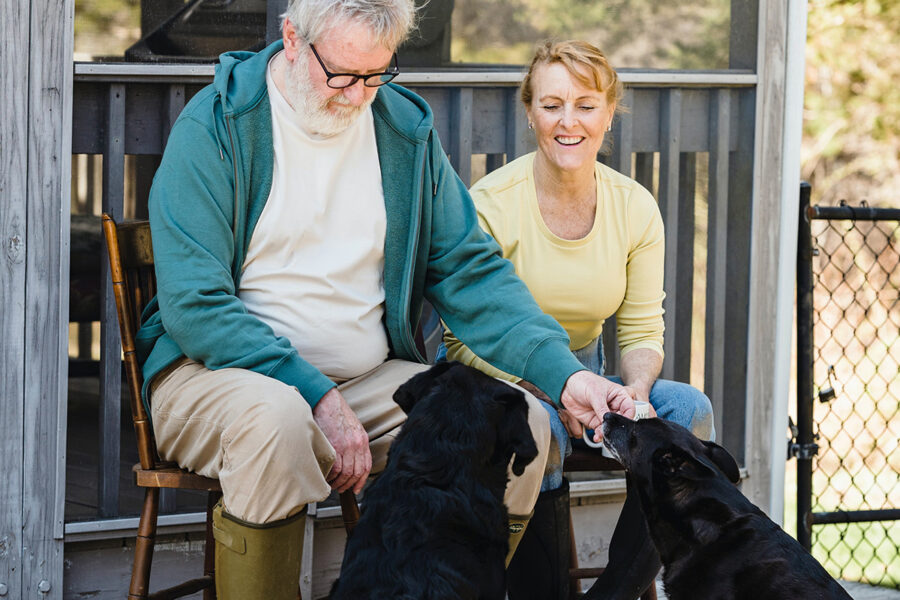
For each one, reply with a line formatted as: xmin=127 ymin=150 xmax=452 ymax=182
xmin=603 ymin=412 xmax=630 ymax=426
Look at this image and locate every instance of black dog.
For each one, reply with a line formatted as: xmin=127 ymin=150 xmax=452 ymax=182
xmin=330 ymin=361 xmax=539 ymax=600
xmin=601 ymin=413 xmax=852 ymax=600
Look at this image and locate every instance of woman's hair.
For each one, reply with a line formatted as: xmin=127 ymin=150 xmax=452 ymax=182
xmin=521 ymin=40 xmax=624 ymax=113
xmin=282 ymin=0 xmax=417 ymax=50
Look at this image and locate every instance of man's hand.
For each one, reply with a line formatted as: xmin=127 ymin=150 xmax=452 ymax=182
xmin=313 ymin=388 xmax=371 ymax=494
xmin=560 ymin=371 xmax=635 ymax=444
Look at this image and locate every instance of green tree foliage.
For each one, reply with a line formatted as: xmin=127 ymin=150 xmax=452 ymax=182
xmin=74 ymin=0 xmax=141 ymax=59
xmin=451 ymin=0 xmax=730 ymax=69
xmin=803 ymin=0 xmax=900 ymax=206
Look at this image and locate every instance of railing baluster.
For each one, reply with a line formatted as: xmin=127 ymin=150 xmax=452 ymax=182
xmin=450 ymin=87 xmax=473 ymax=186
xmin=505 ymin=87 xmax=533 ymax=160
xmin=705 ymin=89 xmax=731 ymax=438
xmin=485 ymin=153 xmax=505 ymax=175
xmin=658 ymin=89 xmax=682 ymax=382
xmin=634 ymin=153 xmax=654 ymax=195
xmin=163 ymin=83 xmax=185 ymax=148
xmin=673 ymin=153 xmax=697 ymax=383
xmin=99 ymin=83 xmax=126 ymax=518
xmin=158 ymin=81 xmax=186 ymax=516
xmin=610 ymin=89 xmax=634 ymax=178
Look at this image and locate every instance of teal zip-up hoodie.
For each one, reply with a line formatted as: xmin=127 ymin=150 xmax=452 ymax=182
xmin=137 ymin=41 xmax=585 ymax=411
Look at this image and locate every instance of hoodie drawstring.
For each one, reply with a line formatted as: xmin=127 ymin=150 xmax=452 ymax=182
xmin=212 ymin=94 xmax=225 ymax=160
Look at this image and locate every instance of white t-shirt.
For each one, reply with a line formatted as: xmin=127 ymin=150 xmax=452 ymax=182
xmin=238 ymin=60 xmax=389 ymax=380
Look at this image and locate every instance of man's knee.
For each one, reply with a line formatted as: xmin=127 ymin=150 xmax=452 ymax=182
xmin=228 ymin=388 xmax=319 ymax=460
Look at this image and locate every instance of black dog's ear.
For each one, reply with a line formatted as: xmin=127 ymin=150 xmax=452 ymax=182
xmin=654 ymin=448 xmax=687 ymax=477
xmin=701 ymin=440 xmax=740 ymax=483
xmin=654 ymin=446 xmax=716 ymax=482
xmin=654 ymin=442 xmax=740 ymax=485
xmin=393 ymin=361 xmax=458 ymax=414
xmin=496 ymin=390 xmax=539 ymax=476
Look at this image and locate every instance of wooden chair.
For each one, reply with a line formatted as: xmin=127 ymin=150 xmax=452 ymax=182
xmin=564 ymin=448 xmax=658 ymax=600
xmin=102 ymin=214 xmax=360 ymax=600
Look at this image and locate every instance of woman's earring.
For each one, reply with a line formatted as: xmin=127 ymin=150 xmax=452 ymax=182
xmin=528 ymin=121 xmax=534 ymax=130
xmin=607 ymin=123 xmax=612 ymax=132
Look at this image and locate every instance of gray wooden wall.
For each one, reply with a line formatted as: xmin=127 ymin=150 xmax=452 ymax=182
xmin=1 ymin=0 xmax=73 ymax=598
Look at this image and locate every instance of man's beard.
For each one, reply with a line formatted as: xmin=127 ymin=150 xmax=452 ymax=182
xmin=284 ymin=49 xmax=375 ymax=138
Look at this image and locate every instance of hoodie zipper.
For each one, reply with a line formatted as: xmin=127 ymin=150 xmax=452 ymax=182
xmin=398 ymin=145 xmax=428 ymax=363
xmin=224 ymin=114 xmax=242 ymax=280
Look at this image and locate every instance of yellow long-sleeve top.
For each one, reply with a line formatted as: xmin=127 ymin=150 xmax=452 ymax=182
xmin=443 ymin=152 xmax=665 ymax=381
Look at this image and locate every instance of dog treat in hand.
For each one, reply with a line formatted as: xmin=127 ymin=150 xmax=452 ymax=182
xmin=582 ymin=400 xmax=650 ymax=452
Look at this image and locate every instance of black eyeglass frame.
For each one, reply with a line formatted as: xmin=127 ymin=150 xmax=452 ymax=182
xmin=308 ymin=43 xmax=400 ymax=89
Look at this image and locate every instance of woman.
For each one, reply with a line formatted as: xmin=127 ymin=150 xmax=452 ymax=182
xmin=442 ymin=41 xmax=714 ymax=600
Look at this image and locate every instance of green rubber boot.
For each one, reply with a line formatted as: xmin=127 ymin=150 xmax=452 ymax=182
xmin=212 ymin=501 xmax=306 ymax=600
xmin=507 ymin=479 xmax=571 ymax=600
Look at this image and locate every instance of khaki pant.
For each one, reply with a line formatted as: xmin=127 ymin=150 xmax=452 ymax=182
xmin=150 ymin=359 xmax=550 ymax=524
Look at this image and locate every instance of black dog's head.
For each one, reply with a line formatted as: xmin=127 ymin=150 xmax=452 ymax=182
xmin=393 ymin=362 xmax=538 ymax=476
xmin=600 ymin=415 xmax=854 ymax=600
xmin=601 ymin=412 xmax=740 ymax=493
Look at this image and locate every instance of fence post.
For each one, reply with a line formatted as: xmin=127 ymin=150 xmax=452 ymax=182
xmin=795 ymin=181 xmax=814 ymax=551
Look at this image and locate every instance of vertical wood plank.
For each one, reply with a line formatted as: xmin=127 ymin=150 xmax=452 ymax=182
xmin=602 ymin=91 xmax=635 ymax=376
xmin=485 ymin=153 xmax=505 ymax=175
xmin=0 ymin=0 xmax=29 ymax=595
xmin=602 ymin=316 xmax=620 ymax=376
xmin=22 ymin=0 xmax=73 ymax=595
xmin=609 ymin=89 xmax=634 ymax=178
xmin=721 ymin=89 xmax=756 ymax=465
xmin=505 ymin=88 xmax=534 ymax=160
xmin=267 ymin=0 xmax=289 ymax=44
xmin=730 ymin=0 xmax=760 ymax=70
xmin=100 ymin=83 xmax=126 ymax=518
xmin=743 ymin=0 xmax=797 ymax=513
xmin=162 ymin=83 xmax=185 ymax=148
xmin=705 ymin=89 xmax=732 ymax=441
xmin=449 ymin=87 xmax=473 ymax=186
xmin=633 ymin=153 xmax=654 ymax=195
xmin=657 ymin=89 xmax=682 ymax=381
xmin=673 ymin=153 xmax=696 ymax=383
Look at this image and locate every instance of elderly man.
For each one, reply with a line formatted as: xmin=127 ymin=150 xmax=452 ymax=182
xmin=139 ymin=0 xmax=635 ymax=597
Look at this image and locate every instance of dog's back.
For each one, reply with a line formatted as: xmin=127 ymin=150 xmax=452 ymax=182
xmin=330 ymin=362 xmax=538 ymax=600
xmin=601 ymin=414 xmax=852 ymax=600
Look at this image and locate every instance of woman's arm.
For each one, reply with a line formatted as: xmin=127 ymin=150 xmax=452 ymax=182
xmin=615 ymin=183 xmax=665 ymax=416
xmin=619 ymin=347 xmax=662 ymax=411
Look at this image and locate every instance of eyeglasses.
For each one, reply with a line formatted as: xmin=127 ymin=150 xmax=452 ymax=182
xmin=308 ymin=43 xmax=399 ymax=89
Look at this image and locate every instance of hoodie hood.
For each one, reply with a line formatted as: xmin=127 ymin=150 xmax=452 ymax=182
xmin=213 ymin=40 xmax=434 ymax=142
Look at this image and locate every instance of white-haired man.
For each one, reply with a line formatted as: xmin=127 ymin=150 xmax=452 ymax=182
xmin=141 ymin=0 xmax=636 ymax=597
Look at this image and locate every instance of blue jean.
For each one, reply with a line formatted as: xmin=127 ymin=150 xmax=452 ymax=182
xmin=540 ymin=335 xmax=715 ymax=491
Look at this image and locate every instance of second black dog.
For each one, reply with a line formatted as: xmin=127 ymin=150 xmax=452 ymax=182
xmin=330 ymin=361 xmax=539 ymax=600
xmin=601 ymin=413 xmax=852 ymax=600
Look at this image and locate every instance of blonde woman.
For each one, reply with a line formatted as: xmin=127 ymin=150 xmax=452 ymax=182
xmin=442 ymin=41 xmax=714 ymax=600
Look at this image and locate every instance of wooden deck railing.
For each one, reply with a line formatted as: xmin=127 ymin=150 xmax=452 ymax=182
xmin=68 ymin=63 xmax=758 ymax=532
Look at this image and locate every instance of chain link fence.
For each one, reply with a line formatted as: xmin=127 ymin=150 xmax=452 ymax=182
xmin=796 ymin=183 xmax=900 ymax=588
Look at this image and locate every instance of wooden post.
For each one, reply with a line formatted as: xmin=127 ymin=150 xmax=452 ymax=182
xmin=1 ymin=2 xmax=29 ymax=598
xmin=1 ymin=0 xmax=73 ymax=596
xmin=744 ymin=0 xmax=807 ymax=517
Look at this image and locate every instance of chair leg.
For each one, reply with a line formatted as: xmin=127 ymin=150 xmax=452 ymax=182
xmin=339 ymin=490 xmax=360 ymax=535
xmin=128 ymin=488 xmax=160 ymax=600
xmin=204 ymin=491 xmax=222 ymax=600
xmin=568 ymin=510 xmax=580 ymax=600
